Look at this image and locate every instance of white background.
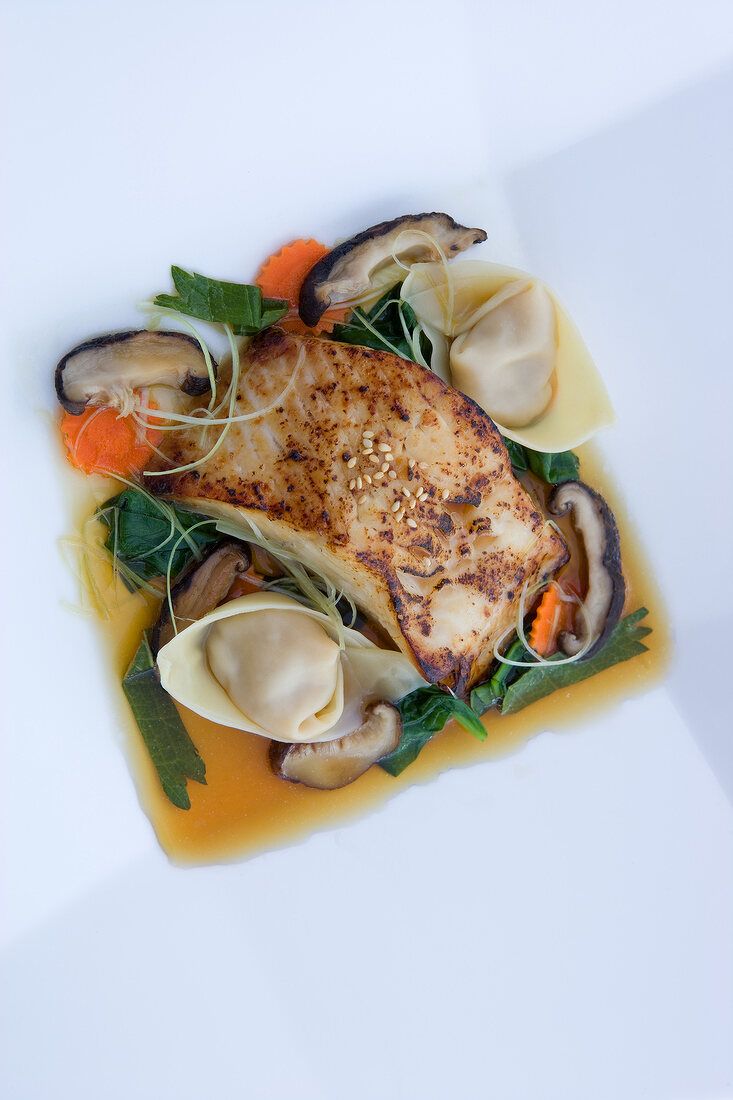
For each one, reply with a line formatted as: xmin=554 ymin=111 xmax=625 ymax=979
xmin=2 ymin=2 xmax=732 ymax=1098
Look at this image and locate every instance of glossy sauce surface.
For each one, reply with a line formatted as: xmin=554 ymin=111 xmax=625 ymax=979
xmin=84 ymin=442 xmax=669 ymax=866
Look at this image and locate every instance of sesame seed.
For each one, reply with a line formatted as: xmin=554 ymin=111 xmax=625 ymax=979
xmin=418 ymin=490 xmax=428 ymax=501
xmin=378 ymin=442 xmax=391 ymax=452
xmin=347 ymin=457 xmax=357 ymax=469
xmin=396 ymin=508 xmax=405 ymax=521
xmin=409 ymin=498 xmax=417 ymax=509
xmin=385 ymin=452 xmax=394 ymax=463
xmin=380 ymin=462 xmax=389 ymax=473
xmin=407 ymin=518 xmax=418 ymax=529
xmin=391 ymin=501 xmax=401 ymax=513
xmin=389 ymin=470 xmax=397 ymax=480
xmin=441 ymin=488 xmax=450 ymax=499
xmin=356 ymin=476 xmax=362 ymax=489
xmin=362 ymin=430 xmax=374 ymax=439
xmin=362 ymin=448 xmax=374 ymax=456
xmin=408 ymin=459 xmax=416 ymax=469
xmin=358 ymin=494 xmax=367 ymax=504
xmin=369 ymin=454 xmax=379 ymax=465
xmin=364 ymin=474 xmax=372 ymax=485
xmin=402 ymin=487 xmax=411 ymax=498
xmin=349 ymin=478 xmax=356 ymax=490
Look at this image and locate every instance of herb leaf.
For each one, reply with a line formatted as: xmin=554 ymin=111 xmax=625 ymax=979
xmin=98 ymin=488 xmax=220 ymax=590
xmin=331 ymin=284 xmax=427 ymax=363
xmin=498 ymin=608 xmax=652 ymax=716
xmin=380 ymin=685 xmax=487 ymax=777
xmin=470 ymin=637 xmax=532 ymax=715
xmin=122 ymin=634 xmax=206 ymax=810
xmin=503 ymin=437 xmax=580 ymax=484
xmin=154 ymin=266 xmax=288 ymax=334
xmin=503 ymin=438 xmax=529 ymax=472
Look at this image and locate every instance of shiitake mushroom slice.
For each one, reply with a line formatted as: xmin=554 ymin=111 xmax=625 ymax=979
xmin=269 ymin=702 xmax=402 ymax=790
xmin=55 ymin=330 xmax=216 ymax=415
xmin=298 ymin=212 xmax=487 ymax=328
xmin=548 ymin=480 xmax=625 ymax=658
xmin=152 ymin=541 xmax=251 ymax=654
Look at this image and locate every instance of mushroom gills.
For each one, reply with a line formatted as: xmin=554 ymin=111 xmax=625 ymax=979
xmin=298 ymin=212 xmax=487 ymax=328
xmin=152 ymin=541 xmax=250 ymax=653
xmin=547 ymin=481 xmax=625 ymax=658
xmin=269 ymin=702 xmax=402 ymax=790
xmin=55 ymin=330 xmax=216 ymax=415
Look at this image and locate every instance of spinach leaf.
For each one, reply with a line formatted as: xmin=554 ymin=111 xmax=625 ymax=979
xmin=154 ymin=266 xmax=288 ymax=334
xmin=470 ymin=637 xmax=532 ymax=715
xmin=98 ymin=488 xmax=220 ymax=590
xmin=331 ymin=284 xmax=427 ymax=363
xmin=503 ymin=437 xmax=580 ymax=484
xmin=380 ymin=685 xmax=487 ymax=777
xmin=503 ymin=438 xmax=529 ymax=472
xmin=500 ymin=608 xmax=652 ymax=716
xmin=122 ymin=633 xmax=206 ymax=810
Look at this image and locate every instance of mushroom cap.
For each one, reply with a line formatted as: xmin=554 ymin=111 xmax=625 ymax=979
xmin=298 ymin=212 xmax=487 ymax=328
xmin=55 ymin=329 xmax=216 ymax=415
xmin=269 ymin=701 xmax=402 ymax=789
xmin=548 ymin=480 xmax=626 ymax=657
xmin=151 ymin=541 xmax=251 ymax=654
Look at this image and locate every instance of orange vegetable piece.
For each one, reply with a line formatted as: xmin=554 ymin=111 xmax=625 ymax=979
xmin=60 ymin=404 xmax=163 ymax=478
xmin=255 ymin=238 xmax=349 ymax=334
xmin=528 ymin=584 xmax=566 ymax=657
xmin=226 ymin=569 xmax=267 ymax=600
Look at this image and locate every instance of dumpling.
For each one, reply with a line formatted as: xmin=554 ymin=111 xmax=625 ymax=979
xmin=449 ymin=278 xmax=556 ymax=428
xmin=401 ymin=260 xmax=615 ymax=452
xmin=401 ymin=259 xmax=517 ymax=336
xmin=156 ymin=591 xmax=427 ymax=743
xmin=205 ymin=609 xmax=343 ymax=741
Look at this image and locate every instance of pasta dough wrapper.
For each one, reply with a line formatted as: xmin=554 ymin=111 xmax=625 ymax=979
xmin=450 ymin=278 xmax=556 ymax=428
xmin=157 ymin=591 xmax=427 ymax=743
xmin=206 ymin=610 xmax=343 ymax=742
xmin=402 ymin=260 xmax=615 ymax=452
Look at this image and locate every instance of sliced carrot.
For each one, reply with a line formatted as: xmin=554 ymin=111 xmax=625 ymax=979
xmin=60 ymin=404 xmax=163 ymax=478
xmin=255 ymin=238 xmax=349 ymax=334
xmin=528 ymin=584 xmax=566 ymax=657
xmin=226 ymin=570 xmax=267 ymax=600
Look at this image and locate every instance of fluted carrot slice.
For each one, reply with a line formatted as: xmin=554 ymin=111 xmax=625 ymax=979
xmin=61 ymin=404 xmax=162 ymax=477
xmin=255 ymin=238 xmax=348 ymax=333
xmin=528 ymin=585 xmax=565 ymax=656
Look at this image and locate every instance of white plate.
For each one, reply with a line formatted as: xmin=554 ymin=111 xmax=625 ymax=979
xmin=2 ymin=4 xmax=733 ymax=1098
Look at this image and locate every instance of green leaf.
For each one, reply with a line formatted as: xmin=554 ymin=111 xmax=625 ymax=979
xmin=499 ymin=608 xmax=652 ymax=716
xmin=154 ymin=266 xmax=288 ymax=335
xmin=503 ymin=437 xmax=579 ymax=484
xmin=331 ymin=284 xmax=427 ymax=363
xmin=98 ymin=488 xmax=220 ymax=590
xmin=527 ymin=449 xmax=580 ymax=483
xmin=122 ymin=634 xmax=206 ymax=810
xmin=503 ymin=438 xmax=528 ymax=473
xmin=470 ymin=637 xmax=531 ymax=715
xmin=380 ymin=685 xmax=487 ymax=777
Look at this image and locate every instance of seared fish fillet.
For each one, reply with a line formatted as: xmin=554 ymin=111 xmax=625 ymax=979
xmin=153 ymin=329 xmax=567 ymax=693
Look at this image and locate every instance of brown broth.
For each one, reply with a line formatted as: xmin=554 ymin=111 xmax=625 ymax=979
xmin=70 ymin=441 xmax=669 ymax=866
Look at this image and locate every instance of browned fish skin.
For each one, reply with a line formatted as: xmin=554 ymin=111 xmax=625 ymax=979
xmin=152 ymin=329 xmax=567 ymax=693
